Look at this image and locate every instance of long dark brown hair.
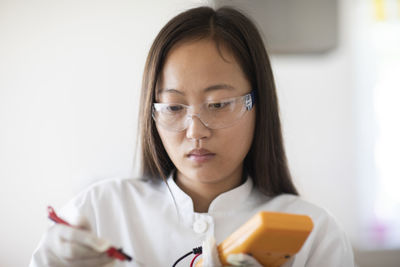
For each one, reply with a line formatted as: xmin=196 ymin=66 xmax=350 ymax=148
xmin=138 ymin=6 xmax=298 ymax=196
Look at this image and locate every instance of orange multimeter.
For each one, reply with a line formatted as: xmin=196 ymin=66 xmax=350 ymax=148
xmin=196 ymin=211 xmax=313 ymax=267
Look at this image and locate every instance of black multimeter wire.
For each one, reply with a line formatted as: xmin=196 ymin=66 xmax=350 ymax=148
xmin=172 ymin=246 xmax=202 ymax=267
xmin=172 ymin=251 xmax=192 ymax=267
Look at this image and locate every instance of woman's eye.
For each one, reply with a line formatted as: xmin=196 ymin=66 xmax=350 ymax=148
xmin=208 ymin=101 xmax=231 ymax=110
xmin=165 ymin=105 xmax=183 ymax=113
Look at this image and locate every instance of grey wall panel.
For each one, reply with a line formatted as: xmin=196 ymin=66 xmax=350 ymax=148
xmin=214 ymin=0 xmax=338 ymax=54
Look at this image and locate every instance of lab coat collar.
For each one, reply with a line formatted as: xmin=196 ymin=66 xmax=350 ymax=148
xmin=166 ymin=172 xmax=254 ymax=214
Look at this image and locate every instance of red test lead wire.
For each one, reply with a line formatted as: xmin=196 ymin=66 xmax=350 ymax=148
xmin=47 ymin=206 xmax=132 ymax=262
xmin=190 ymin=254 xmax=201 ymax=267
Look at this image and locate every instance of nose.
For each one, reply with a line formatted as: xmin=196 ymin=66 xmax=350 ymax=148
xmin=185 ymin=114 xmax=211 ymax=140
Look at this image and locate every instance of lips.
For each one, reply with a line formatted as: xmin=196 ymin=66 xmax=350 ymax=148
xmin=187 ymin=148 xmax=215 ymax=163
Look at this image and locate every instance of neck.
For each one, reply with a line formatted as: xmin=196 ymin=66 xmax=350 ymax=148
xmin=175 ymin=168 xmax=244 ymax=213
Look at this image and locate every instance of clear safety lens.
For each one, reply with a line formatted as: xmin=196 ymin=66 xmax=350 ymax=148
xmin=152 ymin=91 xmax=255 ymax=132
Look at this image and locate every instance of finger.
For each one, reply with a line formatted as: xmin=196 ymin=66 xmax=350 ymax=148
xmin=56 ymin=239 xmax=105 ymax=260
xmin=66 ymin=252 xmax=114 ymax=267
xmin=51 ymin=224 xmax=111 ymax=252
xmin=227 ymin=253 xmax=262 ymax=267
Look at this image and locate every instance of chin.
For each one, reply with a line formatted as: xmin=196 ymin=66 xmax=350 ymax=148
xmin=184 ymin=168 xmax=227 ymax=184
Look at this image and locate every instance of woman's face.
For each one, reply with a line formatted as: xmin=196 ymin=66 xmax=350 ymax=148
xmin=156 ymin=39 xmax=255 ymax=191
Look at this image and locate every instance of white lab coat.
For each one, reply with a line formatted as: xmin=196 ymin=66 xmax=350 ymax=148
xmin=30 ymin=175 xmax=355 ymax=267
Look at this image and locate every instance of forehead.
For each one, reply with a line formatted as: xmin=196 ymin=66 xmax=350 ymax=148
xmin=157 ymin=39 xmax=250 ymax=96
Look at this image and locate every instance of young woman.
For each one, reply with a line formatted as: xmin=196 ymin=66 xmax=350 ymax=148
xmin=30 ymin=6 xmax=355 ymax=267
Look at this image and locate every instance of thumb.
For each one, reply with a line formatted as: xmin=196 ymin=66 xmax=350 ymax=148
xmin=202 ymin=235 xmax=222 ymax=267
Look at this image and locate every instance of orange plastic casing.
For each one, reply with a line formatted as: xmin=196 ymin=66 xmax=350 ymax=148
xmin=196 ymin=211 xmax=313 ymax=267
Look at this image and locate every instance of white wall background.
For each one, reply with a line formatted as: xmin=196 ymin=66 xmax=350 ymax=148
xmin=0 ymin=0 xmax=387 ymax=266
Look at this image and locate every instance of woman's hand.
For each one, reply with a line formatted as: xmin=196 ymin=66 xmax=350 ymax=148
xmin=201 ymin=235 xmax=262 ymax=267
xmin=30 ymin=215 xmax=114 ymax=267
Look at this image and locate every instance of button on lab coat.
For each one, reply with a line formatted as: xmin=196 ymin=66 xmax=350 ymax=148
xmin=31 ymin=175 xmax=355 ymax=266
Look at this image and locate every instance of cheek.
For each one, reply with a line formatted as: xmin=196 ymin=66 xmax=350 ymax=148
xmin=219 ymin=111 xmax=255 ymax=159
xmin=156 ymin=127 xmax=183 ymax=159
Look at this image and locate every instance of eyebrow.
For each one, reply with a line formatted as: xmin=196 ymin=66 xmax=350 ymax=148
xmin=159 ymin=84 xmax=236 ymax=95
xmin=204 ymin=84 xmax=235 ymax=92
